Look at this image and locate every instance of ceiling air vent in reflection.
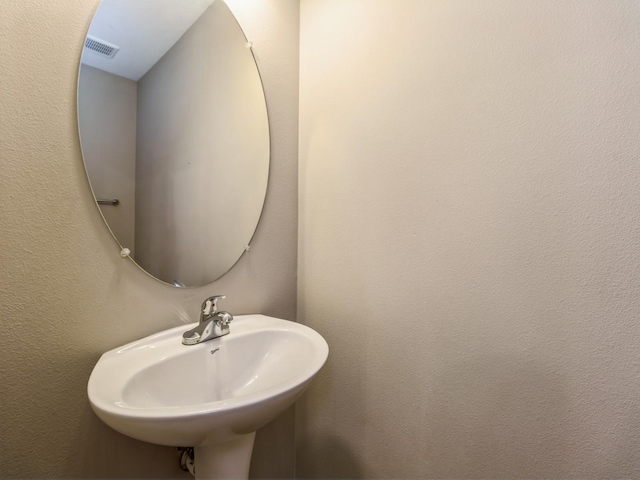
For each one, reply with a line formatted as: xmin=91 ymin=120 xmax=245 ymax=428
xmin=85 ymin=35 xmax=120 ymax=58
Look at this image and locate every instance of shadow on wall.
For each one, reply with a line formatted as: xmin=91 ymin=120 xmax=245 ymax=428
xmin=250 ymin=406 xmax=296 ymax=480
xmin=297 ymin=350 xmax=572 ymax=479
xmin=64 ymin=403 xmax=189 ymax=479
xmin=296 ymin=434 xmax=364 ymax=480
xmin=295 ymin=352 xmax=366 ymax=479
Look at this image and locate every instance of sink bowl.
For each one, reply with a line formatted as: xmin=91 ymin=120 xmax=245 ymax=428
xmin=88 ymin=314 xmax=328 ymax=478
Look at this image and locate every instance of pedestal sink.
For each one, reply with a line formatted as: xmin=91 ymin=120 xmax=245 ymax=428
xmin=87 ymin=315 xmax=329 ymax=479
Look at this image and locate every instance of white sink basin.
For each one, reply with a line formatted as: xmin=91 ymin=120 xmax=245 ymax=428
xmin=88 ymin=314 xmax=328 ymax=478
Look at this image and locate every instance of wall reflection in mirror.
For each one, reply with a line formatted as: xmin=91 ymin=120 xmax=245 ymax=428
xmin=78 ymin=0 xmax=269 ymax=287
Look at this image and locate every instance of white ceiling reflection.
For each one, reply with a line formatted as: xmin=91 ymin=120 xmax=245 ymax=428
xmin=82 ymin=0 xmax=215 ymax=81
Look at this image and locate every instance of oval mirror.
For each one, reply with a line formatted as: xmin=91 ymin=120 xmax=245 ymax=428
xmin=78 ymin=0 xmax=270 ymax=287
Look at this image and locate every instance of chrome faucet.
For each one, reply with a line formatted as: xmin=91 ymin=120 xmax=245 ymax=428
xmin=182 ymin=295 xmax=233 ymax=345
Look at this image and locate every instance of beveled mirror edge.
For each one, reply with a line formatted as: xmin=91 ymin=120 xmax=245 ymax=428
xmin=75 ymin=0 xmax=272 ymax=289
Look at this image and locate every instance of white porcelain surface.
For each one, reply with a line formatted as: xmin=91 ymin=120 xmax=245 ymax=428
xmin=88 ymin=315 xmax=328 ymax=447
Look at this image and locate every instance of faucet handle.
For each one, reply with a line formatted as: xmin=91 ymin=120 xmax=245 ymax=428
xmin=202 ymin=295 xmax=226 ymax=316
xmin=216 ymin=311 xmax=233 ymax=325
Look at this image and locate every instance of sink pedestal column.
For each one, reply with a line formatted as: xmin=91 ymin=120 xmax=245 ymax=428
xmin=194 ymin=432 xmax=256 ymax=480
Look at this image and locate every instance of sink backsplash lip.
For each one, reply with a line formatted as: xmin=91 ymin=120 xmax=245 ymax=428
xmin=111 ymin=314 xmax=297 ymax=355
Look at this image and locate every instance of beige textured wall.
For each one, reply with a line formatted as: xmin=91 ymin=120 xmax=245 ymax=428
xmin=298 ymin=1 xmax=640 ymax=478
xmin=0 ymin=0 xmax=298 ymax=478
xmin=136 ymin=1 xmax=269 ymax=286
xmin=78 ymin=64 xmax=137 ymax=255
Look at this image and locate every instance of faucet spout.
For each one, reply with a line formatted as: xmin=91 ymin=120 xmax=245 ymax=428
xmin=182 ymin=296 xmax=233 ymax=345
xmin=182 ymin=316 xmax=229 ymax=345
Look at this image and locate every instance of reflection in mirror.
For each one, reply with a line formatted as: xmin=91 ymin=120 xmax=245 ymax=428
xmin=78 ymin=0 xmax=269 ymax=287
